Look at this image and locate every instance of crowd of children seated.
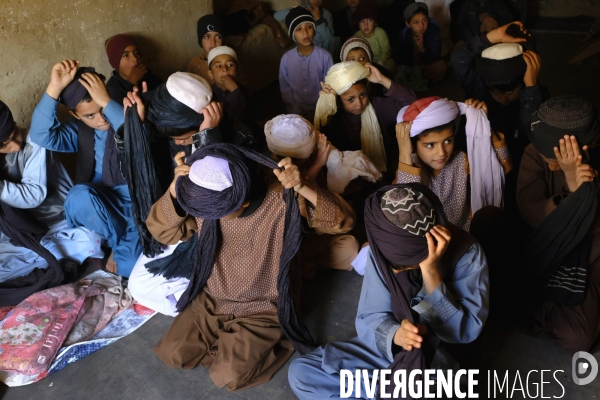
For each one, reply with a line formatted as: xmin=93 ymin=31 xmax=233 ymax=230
xmin=1 ymin=0 xmax=599 ymax=397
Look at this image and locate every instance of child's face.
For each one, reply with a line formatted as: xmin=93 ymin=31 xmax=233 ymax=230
xmin=171 ymin=130 xmax=197 ymax=146
xmin=294 ymin=22 xmax=315 ymax=47
xmin=359 ymin=19 xmax=376 ymax=36
xmin=415 ymin=127 xmax=455 ymax=171
xmin=208 ymin=54 xmax=238 ymax=85
xmin=119 ymin=45 xmax=142 ymax=78
xmin=346 ymin=48 xmax=369 ymax=65
xmin=340 ymin=82 xmax=369 ymax=115
xmin=202 ymin=31 xmax=224 ymax=53
xmin=71 ymin=100 xmax=111 ymax=131
xmin=0 ymin=125 xmax=23 ymax=154
xmin=539 ymin=153 xmax=561 ymax=171
xmin=347 ymin=0 xmax=360 ymax=10
xmin=489 ymin=84 xmax=522 ymax=106
xmin=407 ymin=12 xmax=429 ymax=36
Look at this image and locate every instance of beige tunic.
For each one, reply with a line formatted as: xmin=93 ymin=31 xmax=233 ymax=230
xmin=146 ymin=181 xmax=355 ymax=317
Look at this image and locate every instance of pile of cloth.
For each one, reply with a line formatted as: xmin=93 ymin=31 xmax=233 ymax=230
xmin=0 ymin=270 xmax=156 ymax=387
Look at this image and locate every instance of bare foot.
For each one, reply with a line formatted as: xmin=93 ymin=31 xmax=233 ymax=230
xmin=106 ymin=251 xmax=118 ymax=274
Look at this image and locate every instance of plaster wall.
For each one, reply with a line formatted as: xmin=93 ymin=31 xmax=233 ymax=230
xmin=0 ymin=0 xmax=212 ymax=126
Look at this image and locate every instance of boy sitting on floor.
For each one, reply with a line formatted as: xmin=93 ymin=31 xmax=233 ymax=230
xmin=30 ymin=60 xmax=140 ymax=277
xmin=353 ymin=1 xmax=395 ymax=72
xmin=279 ymin=6 xmax=333 ymax=119
xmin=187 ymin=15 xmax=225 ymax=86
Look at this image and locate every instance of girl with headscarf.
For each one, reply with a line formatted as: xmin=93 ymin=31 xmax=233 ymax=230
xmin=315 ymin=61 xmax=416 ymax=177
xmin=394 ymin=96 xmax=511 ymax=232
xmin=288 ymin=183 xmax=489 ymax=399
xmin=104 ymin=34 xmax=163 ymax=104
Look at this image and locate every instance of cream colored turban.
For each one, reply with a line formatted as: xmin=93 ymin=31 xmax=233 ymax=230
xmin=265 ymin=114 xmax=318 ymax=159
xmin=314 ymin=61 xmax=387 ymax=172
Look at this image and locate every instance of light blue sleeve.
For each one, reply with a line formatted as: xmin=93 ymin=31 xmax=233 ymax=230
xmin=411 ymin=243 xmax=490 ymax=344
xmin=314 ymin=11 xmax=333 ymax=50
xmin=103 ymin=99 xmax=124 ymax=131
xmin=0 ymin=139 xmax=47 ymax=209
xmin=324 ymin=8 xmax=335 ymax=35
xmin=29 ymin=93 xmax=78 ymax=153
xmin=279 ymin=52 xmax=301 ymax=115
xmin=355 ymin=249 xmax=400 ymax=363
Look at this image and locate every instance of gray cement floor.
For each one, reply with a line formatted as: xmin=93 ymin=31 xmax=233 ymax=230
xmin=3 ymin=31 xmax=600 ymax=399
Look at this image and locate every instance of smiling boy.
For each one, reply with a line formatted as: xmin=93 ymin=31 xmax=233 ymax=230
xmin=30 ymin=60 xmax=141 ymax=277
xmin=279 ymin=6 xmax=333 ymax=119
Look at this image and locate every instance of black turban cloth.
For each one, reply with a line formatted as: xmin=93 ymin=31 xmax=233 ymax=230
xmin=529 ymin=95 xmax=600 ymax=159
xmin=60 ymin=67 xmax=104 ymax=110
xmin=0 ymin=197 xmax=77 ymax=306
xmin=475 ymin=23 xmax=534 ymax=84
xmin=364 ymin=183 xmax=476 ymax=398
xmin=0 ymin=100 xmax=14 ymax=143
xmin=197 ymin=15 xmax=225 ymax=46
xmin=524 ymin=177 xmax=600 ymax=306
xmin=174 ymin=143 xmax=315 ymax=355
xmin=118 ymin=83 xmax=206 ymax=258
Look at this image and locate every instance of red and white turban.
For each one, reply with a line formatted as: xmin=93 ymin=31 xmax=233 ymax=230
xmin=397 ymin=96 xmax=505 ymax=214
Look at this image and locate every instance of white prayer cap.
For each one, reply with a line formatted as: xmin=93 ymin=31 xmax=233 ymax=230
xmin=265 ymin=114 xmax=317 ymax=159
xmin=189 ymin=156 xmax=233 ymax=191
xmin=481 ymin=43 xmax=523 ymax=60
xmin=166 ymin=72 xmax=213 ymax=113
xmin=207 ymin=46 xmax=238 ymax=67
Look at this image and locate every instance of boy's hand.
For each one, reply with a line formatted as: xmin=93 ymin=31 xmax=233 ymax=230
xmin=199 ymin=102 xmax=223 ymax=131
xmin=319 ymin=81 xmax=336 ymax=96
xmin=127 ymin=64 xmax=147 ymax=85
xmin=366 ymin=62 xmax=392 ymax=89
xmin=314 ymin=133 xmax=332 ymax=168
xmin=79 ymin=73 xmax=111 ymax=108
xmin=273 ymin=157 xmax=303 ymax=191
xmin=396 ymin=121 xmax=414 ymax=165
xmin=486 ymin=21 xmax=529 ymax=44
xmin=221 ymin=75 xmax=239 ymax=92
xmin=464 ymin=98 xmax=488 ymax=115
xmin=123 ymin=82 xmax=148 ymax=121
xmin=47 ymin=60 xmax=80 ymax=100
xmin=523 ymin=51 xmax=541 ymax=87
xmin=169 ymin=152 xmax=190 ymax=199
xmin=554 ymin=135 xmax=584 ymax=191
xmin=419 ymin=225 xmax=451 ymax=274
xmin=394 ymin=319 xmax=428 ymax=351
xmin=574 ymin=161 xmax=598 ymax=192
xmin=413 ymin=34 xmax=425 ymax=52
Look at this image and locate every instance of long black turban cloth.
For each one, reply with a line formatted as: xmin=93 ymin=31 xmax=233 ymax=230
xmin=119 ymin=84 xmax=206 ymax=258
xmin=0 ymin=100 xmax=14 ymax=143
xmin=174 ymin=142 xmax=316 ymax=355
xmin=60 ymin=67 xmax=103 ymax=110
xmin=364 ymin=183 xmax=449 ymax=399
xmin=524 ymin=178 xmax=600 ymax=306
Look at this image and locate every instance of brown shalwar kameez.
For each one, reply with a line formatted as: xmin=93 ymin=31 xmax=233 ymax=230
xmin=147 ymin=181 xmax=355 ymax=390
xmin=517 ymin=143 xmax=600 ymax=354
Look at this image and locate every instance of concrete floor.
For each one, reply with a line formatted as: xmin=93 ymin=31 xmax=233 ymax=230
xmin=3 ymin=31 xmax=600 ymax=399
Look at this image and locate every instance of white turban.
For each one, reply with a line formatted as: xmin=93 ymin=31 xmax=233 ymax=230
xmin=207 ymin=46 xmax=238 ymax=67
xmin=166 ymin=72 xmax=212 ymax=113
xmin=396 ymin=97 xmax=505 ymax=214
xmin=314 ymin=61 xmax=387 ymax=172
xmin=265 ymin=114 xmax=318 ymax=159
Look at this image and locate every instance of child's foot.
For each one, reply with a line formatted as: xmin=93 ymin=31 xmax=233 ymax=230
xmin=106 ymin=251 xmax=117 ymax=274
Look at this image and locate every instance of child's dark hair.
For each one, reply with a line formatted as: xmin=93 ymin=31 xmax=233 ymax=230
xmin=484 ymin=75 xmax=524 ymax=94
xmin=410 ymin=119 xmax=456 ymax=147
